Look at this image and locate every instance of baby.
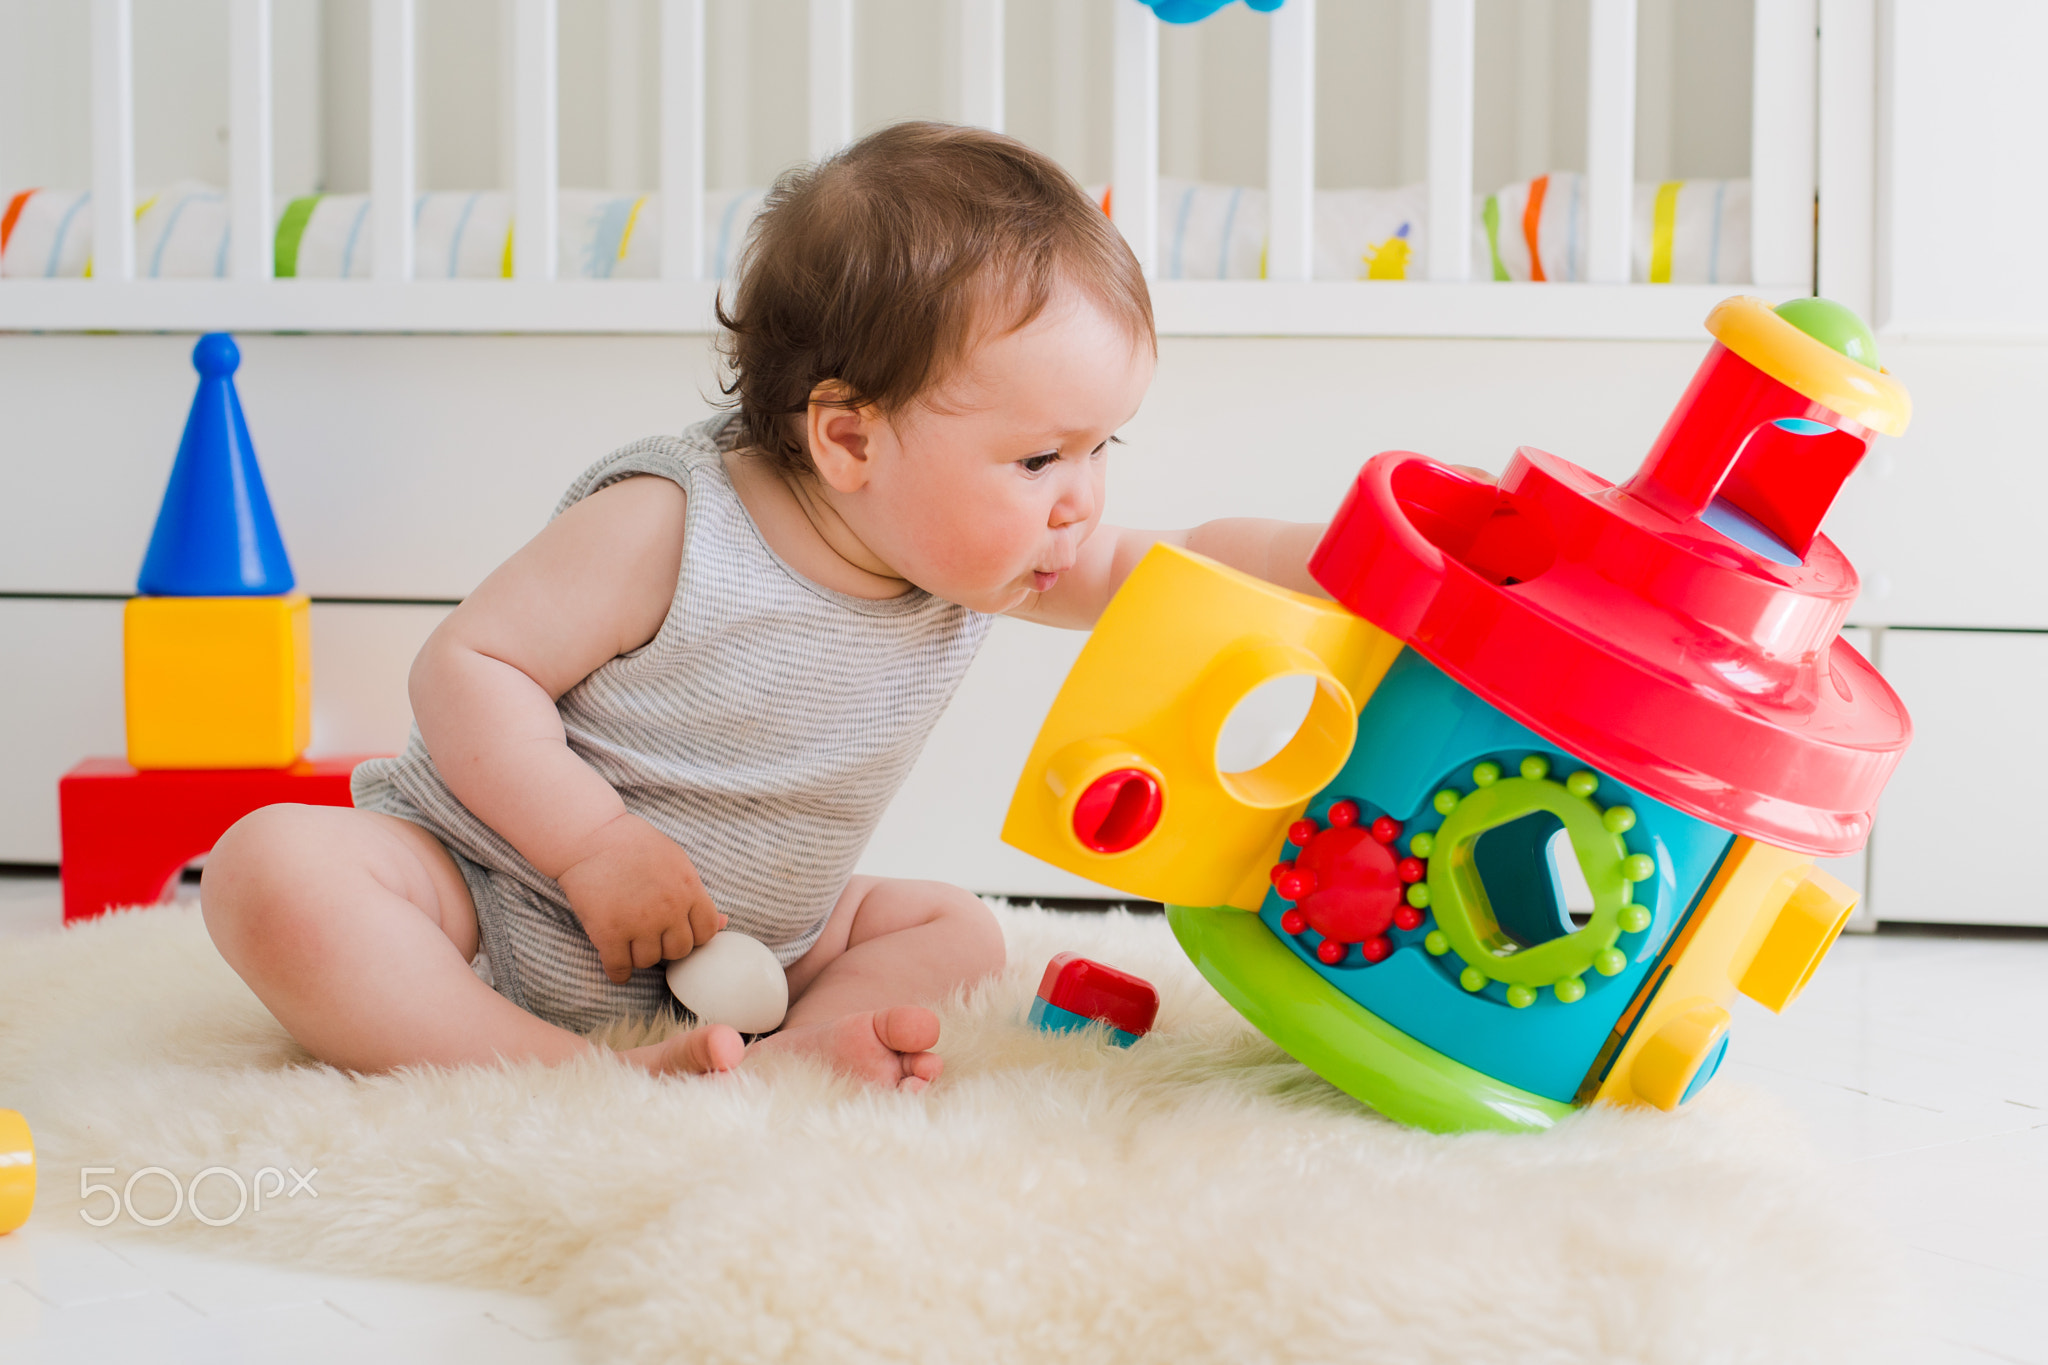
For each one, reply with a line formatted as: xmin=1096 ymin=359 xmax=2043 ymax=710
xmin=202 ymin=122 xmax=1327 ymax=1092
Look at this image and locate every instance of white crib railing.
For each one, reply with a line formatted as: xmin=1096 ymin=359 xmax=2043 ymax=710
xmin=3 ymin=0 xmax=1843 ymax=339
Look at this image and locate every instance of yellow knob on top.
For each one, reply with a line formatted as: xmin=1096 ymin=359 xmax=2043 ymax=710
xmin=1705 ymin=296 xmax=1911 ymax=436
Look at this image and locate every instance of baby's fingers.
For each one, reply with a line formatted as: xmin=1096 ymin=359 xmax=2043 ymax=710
xmin=687 ymin=895 xmax=723 ymax=948
xmin=629 ymin=934 xmax=665 ymax=972
xmin=594 ymin=933 xmax=636 ymax=985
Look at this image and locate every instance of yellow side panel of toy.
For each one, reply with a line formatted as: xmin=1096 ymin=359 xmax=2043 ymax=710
xmin=1593 ymin=838 xmax=1858 ymax=1111
xmin=124 ymin=595 xmax=312 ymax=769
xmin=1002 ymin=543 xmax=1403 ymax=910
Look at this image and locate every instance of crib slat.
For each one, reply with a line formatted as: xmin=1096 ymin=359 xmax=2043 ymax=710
xmin=512 ymin=0 xmax=560 ymax=281
xmin=810 ymin=0 xmax=854 ymax=159
xmin=1817 ymin=0 xmax=1874 ymax=316
xmin=1050 ymin=0 xmax=1088 ymax=174
xmin=607 ymin=0 xmax=644 ymax=194
xmin=229 ymin=0 xmax=275 ymax=281
xmin=1267 ymin=0 xmax=1316 ymax=282
xmin=1753 ymin=0 xmax=1818 ymax=290
xmin=1585 ymin=0 xmax=1637 ymax=284
xmin=371 ymin=0 xmax=416 ymax=282
xmin=956 ymin=0 xmax=1005 ymax=133
xmin=1112 ymin=0 xmax=1159 ymax=278
xmin=1426 ymin=0 xmax=1474 ymax=282
xmin=660 ymin=0 xmax=706 ymax=281
xmin=89 ymin=0 xmax=135 ymax=284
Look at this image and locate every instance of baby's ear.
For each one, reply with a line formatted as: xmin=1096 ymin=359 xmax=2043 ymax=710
xmin=805 ymin=387 xmax=879 ymax=492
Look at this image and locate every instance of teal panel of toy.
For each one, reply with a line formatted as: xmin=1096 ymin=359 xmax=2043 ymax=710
xmin=1257 ymin=649 xmax=1735 ymax=1103
xmin=1026 ymin=995 xmax=1142 ymax=1047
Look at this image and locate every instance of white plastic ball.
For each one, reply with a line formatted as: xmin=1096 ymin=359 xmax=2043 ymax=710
xmin=664 ymin=931 xmax=789 ymax=1034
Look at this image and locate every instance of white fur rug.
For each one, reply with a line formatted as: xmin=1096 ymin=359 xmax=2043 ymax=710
xmin=0 ymin=902 xmax=1908 ymax=1363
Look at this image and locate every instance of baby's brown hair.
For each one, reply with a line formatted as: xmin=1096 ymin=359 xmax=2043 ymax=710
xmin=717 ymin=121 xmax=1155 ymax=477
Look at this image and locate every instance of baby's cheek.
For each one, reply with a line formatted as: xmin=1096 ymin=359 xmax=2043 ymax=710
xmin=939 ymin=510 xmax=1031 ymax=578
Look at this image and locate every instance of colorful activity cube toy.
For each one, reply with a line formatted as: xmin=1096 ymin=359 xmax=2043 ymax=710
xmin=1028 ymin=953 xmax=1161 ymax=1046
xmin=1005 ymin=296 xmax=1911 ymax=1133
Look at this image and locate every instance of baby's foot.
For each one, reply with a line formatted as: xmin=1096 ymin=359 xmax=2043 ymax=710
xmin=622 ymin=1022 xmax=746 ymax=1076
xmin=748 ymin=1006 xmax=943 ymax=1092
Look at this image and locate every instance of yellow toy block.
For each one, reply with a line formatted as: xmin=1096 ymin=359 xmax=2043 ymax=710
xmin=124 ymin=594 xmax=311 ymax=769
xmin=1002 ymin=544 xmax=1402 ymax=911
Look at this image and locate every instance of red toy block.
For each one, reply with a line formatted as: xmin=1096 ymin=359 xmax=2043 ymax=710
xmin=57 ymin=757 xmax=376 ymax=923
xmin=1033 ymin=952 xmax=1160 ymax=1039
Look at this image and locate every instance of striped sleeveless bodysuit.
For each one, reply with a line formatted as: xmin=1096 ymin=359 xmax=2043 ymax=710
xmin=352 ymin=415 xmax=995 ymax=1034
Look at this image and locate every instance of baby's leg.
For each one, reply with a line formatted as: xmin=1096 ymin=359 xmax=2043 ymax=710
xmin=201 ymin=805 xmax=741 ymax=1075
xmin=747 ymin=877 xmax=1006 ymax=1090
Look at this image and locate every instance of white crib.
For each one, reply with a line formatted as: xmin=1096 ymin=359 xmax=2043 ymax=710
xmin=9 ymin=1 xmax=2045 ymax=932
xmin=0 ymin=0 xmax=1870 ymax=339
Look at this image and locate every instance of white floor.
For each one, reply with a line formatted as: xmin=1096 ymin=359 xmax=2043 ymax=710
xmin=1 ymin=871 xmax=2043 ymax=1363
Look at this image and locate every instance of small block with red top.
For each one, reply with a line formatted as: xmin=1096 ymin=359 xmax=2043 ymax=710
xmin=1026 ymin=952 xmax=1160 ymax=1046
xmin=57 ymin=756 xmax=375 ymax=923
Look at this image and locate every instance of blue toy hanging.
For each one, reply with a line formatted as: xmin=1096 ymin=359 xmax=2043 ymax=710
xmin=1137 ymin=0 xmax=1284 ymax=24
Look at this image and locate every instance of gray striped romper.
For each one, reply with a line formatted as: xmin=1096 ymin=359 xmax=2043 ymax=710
xmin=351 ymin=415 xmax=995 ymax=1034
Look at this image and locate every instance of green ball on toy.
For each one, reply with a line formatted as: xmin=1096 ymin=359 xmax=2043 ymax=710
xmin=1774 ymin=297 xmax=1881 ymax=370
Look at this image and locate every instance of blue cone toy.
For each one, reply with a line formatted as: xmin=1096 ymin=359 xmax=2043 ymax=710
xmin=137 ymin=333 xmax=296 ymax=597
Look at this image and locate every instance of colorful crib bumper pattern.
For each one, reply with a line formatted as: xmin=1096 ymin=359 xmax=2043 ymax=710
xmin=2 ymin=174 xmax=1750 ymax=285
xmin=0 ymin=182 xmax=770 ymax=282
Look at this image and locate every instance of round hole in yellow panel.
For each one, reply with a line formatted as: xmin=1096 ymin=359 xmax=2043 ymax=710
xmin=1218 ymin=676 xmax=1357 ymax=811
xmin=1215 ymin=672 xmax=1320 ymax=776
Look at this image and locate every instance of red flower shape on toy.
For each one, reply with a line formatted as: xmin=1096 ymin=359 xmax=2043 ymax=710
xmin=1271 ymin=803 xmax=1427 ymax=966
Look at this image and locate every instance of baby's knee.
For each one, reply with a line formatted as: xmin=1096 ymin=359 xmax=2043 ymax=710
xmin=933 ymin=886 xmax=1007 ymax=980
xmin=202 ymin=805 xmax=332 ymax=947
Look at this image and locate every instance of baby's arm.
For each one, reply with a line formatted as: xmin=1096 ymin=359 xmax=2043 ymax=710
xmin=1012 ymin=519 xmax=1327 ymax=630
xmin=410 ymin=475 xmax=723 ymax=982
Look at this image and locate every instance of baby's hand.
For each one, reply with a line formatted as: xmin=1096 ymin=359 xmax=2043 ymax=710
xmin=555 ymin=813 xmax=726 ymax=984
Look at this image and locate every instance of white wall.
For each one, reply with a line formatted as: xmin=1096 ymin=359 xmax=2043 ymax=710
xmin=1878 ymin=1 xmax=2048 ymax=338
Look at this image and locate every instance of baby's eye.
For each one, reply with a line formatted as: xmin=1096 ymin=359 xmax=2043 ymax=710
xmin=1020 ymin=451 xmax=1060 ymax=474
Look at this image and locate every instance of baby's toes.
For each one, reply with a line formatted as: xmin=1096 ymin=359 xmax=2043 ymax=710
xmin=870 ymin=1005 xmax=941 ymax=1058
xmin=902 ymin=1049 xmax=943 ymax=1089
xmin=672 ymin=1023 xmax=745 ymax=1074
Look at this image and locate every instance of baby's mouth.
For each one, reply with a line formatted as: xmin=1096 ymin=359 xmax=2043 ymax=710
xmin=1031 ymin=571 xmax=1060 ymax=592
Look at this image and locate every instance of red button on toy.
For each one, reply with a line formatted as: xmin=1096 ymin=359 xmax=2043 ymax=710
xmin=1071 ymin=768 xmax=1163 ymax=854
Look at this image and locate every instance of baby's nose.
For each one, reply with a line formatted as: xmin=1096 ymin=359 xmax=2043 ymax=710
xmin=1051 ymin=477 xmax=1096 ymax=529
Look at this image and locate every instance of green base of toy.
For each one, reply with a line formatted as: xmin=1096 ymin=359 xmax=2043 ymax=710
xmin=1166 ymin=903 xmax=1576 ymax=1134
